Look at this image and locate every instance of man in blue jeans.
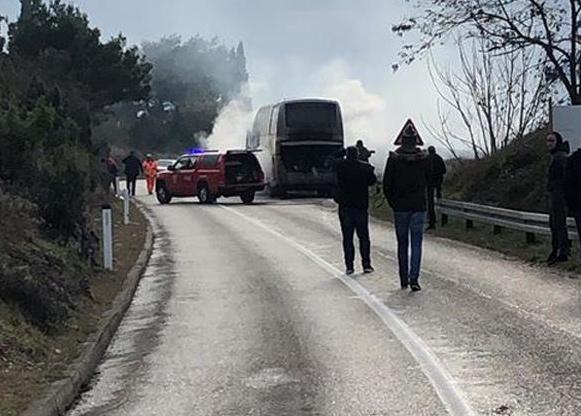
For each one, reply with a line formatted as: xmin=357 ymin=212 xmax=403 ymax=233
xmin=383 ymin=134 xmax=429 ymax=291
xmin=333 ymin=146 xmax=377 ymax=275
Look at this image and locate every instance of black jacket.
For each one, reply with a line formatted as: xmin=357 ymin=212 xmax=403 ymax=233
xmin=335 ymin=159 xmax=377 ymax=209
xmin=426 ymin=153 xmax=447 ymax=186
xmin=565 ymin=149 xmax=581 ymax=211
xmin=122 ymin=155 xmax=142 ymax=177
xmin=383 ymin=148 xmax=429 ymax=212
xmin=547 ymin=148 xmax=568 ymax=194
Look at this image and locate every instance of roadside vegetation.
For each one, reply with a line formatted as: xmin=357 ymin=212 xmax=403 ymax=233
xmin=0 ymin=0 xmax=247 ymax=412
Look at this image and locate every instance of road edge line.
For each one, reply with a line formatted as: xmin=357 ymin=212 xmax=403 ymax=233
xmin=21 ymin=202 xmax=155 ymax=416
xmin=221 ymin=205 xmax=476 ymax=416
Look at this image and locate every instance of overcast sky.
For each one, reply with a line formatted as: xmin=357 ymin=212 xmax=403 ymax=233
xmin=0 ymin=0 xmax=454 ymax=159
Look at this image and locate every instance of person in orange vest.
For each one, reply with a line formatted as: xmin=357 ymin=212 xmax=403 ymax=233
xmin=142 ymin=154 xmax=159 ymax=195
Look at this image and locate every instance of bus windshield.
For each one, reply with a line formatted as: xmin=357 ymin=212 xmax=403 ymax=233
xmin=285 ymin=102 xmax=338 ymax=129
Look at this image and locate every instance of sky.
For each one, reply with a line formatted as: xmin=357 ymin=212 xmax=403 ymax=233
xmin=0 ymin=0 xmax=455 ymax=163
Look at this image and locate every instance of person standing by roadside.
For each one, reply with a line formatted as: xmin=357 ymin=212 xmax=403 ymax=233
xmin=426 ymin=146 xmax=447 ymax=230
xmin=383 ymin=134 xmax=429 ymax=291
xmin=332 ymin=146 xmax=377 ymax=275
xmin=565 ymin=142 xmax=581 ymax=257
xmin=122 ymin=150 xmax=142 ymax=197
xmin=142 ymin=154 xmax=159 ymax=195
xmin=546 ymin=132 xmax=570 ymax=265
xmin=355 ymin=139 xmax=375 ymax=163
xmin=104 ymin=152 xmax=119 ymax=195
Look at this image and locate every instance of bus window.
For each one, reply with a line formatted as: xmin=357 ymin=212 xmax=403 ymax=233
xmin=285 ymin=102 xmax=338 ymax=129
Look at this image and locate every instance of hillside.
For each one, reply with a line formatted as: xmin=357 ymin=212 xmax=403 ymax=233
xmin=443 ymin=128 xmax=551 ymax=213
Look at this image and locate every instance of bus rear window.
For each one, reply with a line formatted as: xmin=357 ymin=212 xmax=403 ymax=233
xmin=285 ymin=103 xmax=338 ymax=129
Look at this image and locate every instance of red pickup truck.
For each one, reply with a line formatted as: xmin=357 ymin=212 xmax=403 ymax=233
xmin=155 ymin=150 xmax=265 ymax=204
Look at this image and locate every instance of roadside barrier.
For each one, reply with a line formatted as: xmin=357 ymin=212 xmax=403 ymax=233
xmin=436 ymin=199 xmax=579 ymax=243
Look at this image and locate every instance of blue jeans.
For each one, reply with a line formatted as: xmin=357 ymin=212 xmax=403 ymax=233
xmin=338 ymin=206 xmax=371 ymax=269
xmin=393 ymin=211 xmax=426 ymax=285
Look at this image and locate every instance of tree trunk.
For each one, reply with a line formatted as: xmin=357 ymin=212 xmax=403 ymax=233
xmin=20 ymin=0 xmax=32 ymax=21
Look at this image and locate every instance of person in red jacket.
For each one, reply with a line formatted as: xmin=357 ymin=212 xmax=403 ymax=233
xmin=142 ymin=154 xmax=158 ymax=195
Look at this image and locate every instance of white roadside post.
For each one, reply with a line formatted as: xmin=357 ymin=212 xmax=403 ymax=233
xmin=122 ymin=188 xmax=130 ymax=225
xmin=102 ymin=204 xmax=113 ymax=271
xmin=115 ymin=176 xmax=121 ymax=198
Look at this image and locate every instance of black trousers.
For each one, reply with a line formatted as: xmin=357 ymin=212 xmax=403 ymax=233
xmin=338 ymin=206 xmax=371 ymax=269
xmin=126 ymin=175 xmax=138 ymax=196
xmin=549 ymin=192 xmax=569 ymax=256
xmin=427 ymin=186 xmax=437 ymax=227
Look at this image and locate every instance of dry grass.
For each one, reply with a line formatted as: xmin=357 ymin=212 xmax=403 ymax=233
xmin=0 ymin=199 xmax=147 ymax=416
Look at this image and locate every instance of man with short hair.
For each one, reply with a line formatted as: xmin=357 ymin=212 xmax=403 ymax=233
xmin=426 ymin=146 xmax=447 ymax=229
xmin=333 ymin=146 xmax=377 ymax=275
xmin=122 ymin=151 xmax=142 ymax=197
xmin=383 ymin=134 xmax=429 ymax=291
xmin=546 ymin=131 xmax=570 ymax=265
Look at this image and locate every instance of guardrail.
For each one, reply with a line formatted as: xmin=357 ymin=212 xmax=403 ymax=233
xmin=436 ymin=199 xmax=579 ymax=243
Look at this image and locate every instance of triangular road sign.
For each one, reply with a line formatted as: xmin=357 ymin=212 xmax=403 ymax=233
xmin=394 ymin=118 xmax=424 ymax=146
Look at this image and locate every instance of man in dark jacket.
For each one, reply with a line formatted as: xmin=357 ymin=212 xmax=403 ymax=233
xmin=426 ymin=146 xmax=447 ymax=229
xmin=122 ymin=151 xmax=143 ymax=197
xmin=334 ymin=146 xmax=377 ymax=275
xmin=565 ymin=145 xmax=581 ymax=257
xmin=546 ymin=132 xmax=570 ymax=265
xmin=383 ymin=134 xmax=429 ymax=291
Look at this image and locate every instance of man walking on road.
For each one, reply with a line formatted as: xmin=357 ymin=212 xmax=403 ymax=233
xmin=104 ymin=152 xmax=119 ymax=195
xmin=546 ymin=132 xmax=570 ymax=265
xmin=426 ymin=146 xmax=447 ymax=230
xmin=383 ymin=134 xmax=429 ymax=291
xmin=142 ymin=154 xmax=158 ymax=195
xmin=122 ymin=151 xmax=142 ymax=197
xmin=566 ymin=143 xmax=581 ymax=257
xmin=356 ymin=139 xmax=375 ymax=163
xmin=333 ymin=146 xmax=377 ymax=275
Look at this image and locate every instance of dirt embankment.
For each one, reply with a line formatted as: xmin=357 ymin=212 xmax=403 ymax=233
xmin=0 ymin=188 xmax=147 ymax=416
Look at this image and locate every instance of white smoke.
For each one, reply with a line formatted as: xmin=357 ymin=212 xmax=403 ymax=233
xmin=316 ymin=61 xmax=392 ymax=171
xmin=204 ymin=97 xmax=253 ymax=151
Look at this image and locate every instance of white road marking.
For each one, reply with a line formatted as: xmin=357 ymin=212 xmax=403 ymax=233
xmin=221 ymin=205 xmax=476 ymax=416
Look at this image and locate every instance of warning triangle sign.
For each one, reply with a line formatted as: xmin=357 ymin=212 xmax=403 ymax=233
xmin=394 ymin=119 xmax=424 ymax=146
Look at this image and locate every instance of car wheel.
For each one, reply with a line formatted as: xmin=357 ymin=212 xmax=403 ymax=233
xmin=240 ymin=191 xmax=255 ymax=204
xmin=156 ymin=183 xmax=172 ymax=204
xmin=198 ymin=184 xmax=213 ymax=204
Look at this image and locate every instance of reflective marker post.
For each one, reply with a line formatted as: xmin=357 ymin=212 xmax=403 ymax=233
xmin=115 ymin=176 xmax=121 ymax=197
xmin=102 ymin=204 xmax=113 ymax=271
xmin=122 ymin=189 xmax=130 ymax=225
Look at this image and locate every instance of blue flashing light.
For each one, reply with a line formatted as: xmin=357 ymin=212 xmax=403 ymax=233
xmin=187 ymin=147 xmax=206 ymax=155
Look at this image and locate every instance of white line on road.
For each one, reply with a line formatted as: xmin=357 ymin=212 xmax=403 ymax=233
xmin=221 ymin=205 xmax=476 ymax=416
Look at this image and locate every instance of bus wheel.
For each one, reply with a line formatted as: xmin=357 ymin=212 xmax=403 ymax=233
xmin=240 ymin=191 xmax=255 ymax=204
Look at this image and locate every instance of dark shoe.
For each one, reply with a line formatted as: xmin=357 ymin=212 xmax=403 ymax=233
xmin=410 ymin=282 xmax=422 ymax=292
xmin=401 ymin=283 xmax=409 ymax=290
xmin=346 ymin=268 xmax=355 ymax=276
xmin=363 ymin=266 xmax=374 ymax=274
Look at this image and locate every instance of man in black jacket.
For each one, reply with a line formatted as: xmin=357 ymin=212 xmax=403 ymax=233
xmin=426 ymin=146 xmax=447 ymax=229
xmin=334 ymin=146 xmax=377 ymax=275
xmin=546 ymin=132 xmax=570 ymax=265
xmin=566 ymin=144 xmax=581 ymax=257
xmin=122 ymin=151 xmax=143 ymax=197
xmin=383 ymin=134 xmax=429 ymax=291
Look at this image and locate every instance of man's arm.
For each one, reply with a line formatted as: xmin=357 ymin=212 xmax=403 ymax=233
xmin=367 ymin=165 xmax=377 ymax=186
xmin=382 ymin=157 xmax=394 ymax=205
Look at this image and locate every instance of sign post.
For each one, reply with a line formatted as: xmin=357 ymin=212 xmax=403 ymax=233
xmin=102 ymin=204 xmax=113 ymax=271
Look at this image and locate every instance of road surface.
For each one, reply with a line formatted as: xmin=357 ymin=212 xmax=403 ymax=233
xmin=68 ymin=191 xmax=581 ymax=416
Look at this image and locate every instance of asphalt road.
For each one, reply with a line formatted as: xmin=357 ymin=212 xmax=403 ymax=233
xmin=68 ymin=191 xmax=581 ymax=416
